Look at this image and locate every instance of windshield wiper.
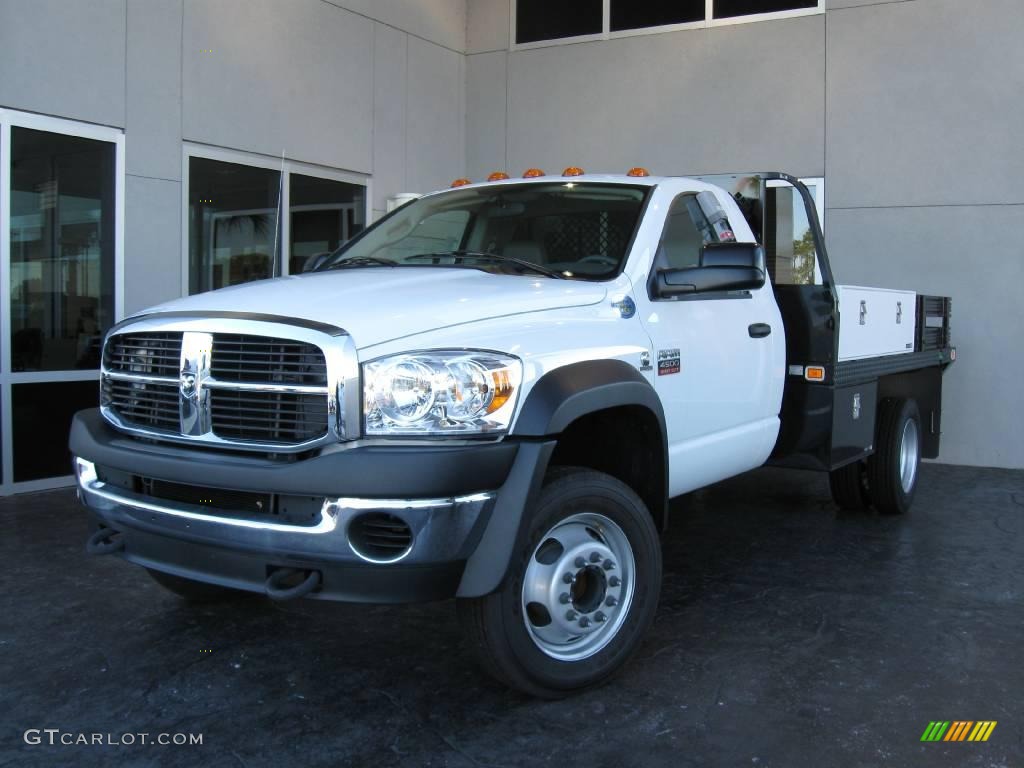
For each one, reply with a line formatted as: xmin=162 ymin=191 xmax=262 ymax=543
xmin=322 ymin=255 xmax=397 ymax=270
xmin=406 ymin=250 xmax=566 ymax=279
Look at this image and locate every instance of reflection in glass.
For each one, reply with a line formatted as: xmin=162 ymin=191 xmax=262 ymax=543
xmin=765 ymin=184 xmax=821 ymax=286
xmin=10 ymin=128 xmax=115 ymax=371
xmin=189 ymin=157 xmax=281 ymax=294
xmin=289 ymin=173 xmax=365 ymax=275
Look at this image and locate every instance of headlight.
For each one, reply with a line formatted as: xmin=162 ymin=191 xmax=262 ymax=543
xmin=364 ymin=351 xmax=522 ymax=436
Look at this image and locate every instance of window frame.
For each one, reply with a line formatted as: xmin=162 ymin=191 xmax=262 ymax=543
xmin=181 ymin=144 xmax=371 ymax=294
xmin=0 ymin=108 xmax=125 ymax=495
xmin=510 ymin=0 xmax=824 ymax=50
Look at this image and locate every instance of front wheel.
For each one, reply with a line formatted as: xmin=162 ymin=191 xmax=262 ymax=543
xmin=457 ymin=467 xmax=661 ymax=697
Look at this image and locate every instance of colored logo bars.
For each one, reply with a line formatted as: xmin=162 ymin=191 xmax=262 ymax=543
xmin=921 ymin=721 xmax=997 ymax=742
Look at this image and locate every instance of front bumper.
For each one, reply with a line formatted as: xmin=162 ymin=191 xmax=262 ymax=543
xmin=71 ymin=409 xmax=533 ymax=603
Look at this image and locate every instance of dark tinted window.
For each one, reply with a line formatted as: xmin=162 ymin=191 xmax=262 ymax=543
xmin=611 ymin=0 xmax=704 ymax=31
xmin=516 ymin=0 xmax=602 ymax=43
xmin=714 ymin=0 xmax=816 ymax=19
xmin=188 ymin=157 xmax=280 ymax=295
xmin=13 ymin=380 xmax=98 ymax=481
xmin=10 ymin=128 xmax=115 ymax=372
xmin=289 ymin=173 xmax=365 ymax=275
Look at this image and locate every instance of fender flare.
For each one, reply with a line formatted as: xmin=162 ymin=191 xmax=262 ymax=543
xmin=456 ymin=359 xmax=668 ymax=598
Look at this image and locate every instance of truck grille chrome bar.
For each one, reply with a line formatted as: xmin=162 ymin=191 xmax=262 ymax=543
xmin=99 ymin=315 xmax=359 ymax=452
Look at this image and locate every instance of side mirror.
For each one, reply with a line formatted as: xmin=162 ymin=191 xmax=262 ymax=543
xmin=655 ymin=241 xmax=765 ymax=297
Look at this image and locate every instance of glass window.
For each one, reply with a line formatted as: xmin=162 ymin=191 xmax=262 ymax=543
xmin=188 ymin=157 xmax=281 ymax=295
xmin=611 ymin=0 xmax=704 ymax=31
xmin=10 ymin=128 xmax=115 ymax=371
xmin=289 ymin=173 xmax=366 ymax=275
xmin=657 ymin=193 xmax=736 ymax=271
xmin=765 ymin=183 xmax=822 ymax=285
xmin=713 ymin=0 xmax=817 ymax=19
xmin=319 ymin=183 xmax=648 ymax=280
xmin=12 ymin=380 xmax=99 ymax=482
xmin=516 ymin=0 xmax=602 ymax=44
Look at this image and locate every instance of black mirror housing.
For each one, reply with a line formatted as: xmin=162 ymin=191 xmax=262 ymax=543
xmin=654 ymin=241 xmax=766 ymax=297
xmin=655 ymin=265 xmax=765 ymax=297
xmin=700 ymin=241 xmax=766 ymax=271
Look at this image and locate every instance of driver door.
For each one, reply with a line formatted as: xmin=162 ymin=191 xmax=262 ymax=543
xmin=637 ymin=189 xmax=783 ymax=496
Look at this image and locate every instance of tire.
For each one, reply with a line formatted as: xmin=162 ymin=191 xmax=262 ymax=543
xmin=866 ymin=398 xmax=921 ymax=515
xmin=146 ymin=568 xmax=249 ymax=603
xmin=457 ymin=467 xmax=662 ymax=698
xmin=829 ymin=460 xmax=870 ymax=510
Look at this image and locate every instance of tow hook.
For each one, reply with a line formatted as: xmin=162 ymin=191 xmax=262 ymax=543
xmin=86 ymin=526 xmax=125 ymax=555
xmin=264 ymin=568 xmax=322 ymax=601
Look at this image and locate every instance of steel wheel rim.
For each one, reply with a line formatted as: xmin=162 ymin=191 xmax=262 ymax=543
xmin=899 ymin=418 xmax=919 ymax=493
xmin=521 ymin=511 xmax=636 ymax=662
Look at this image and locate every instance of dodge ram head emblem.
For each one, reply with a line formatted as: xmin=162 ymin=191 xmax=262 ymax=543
xmin=179 ymin=370 xmax=197 ymax=398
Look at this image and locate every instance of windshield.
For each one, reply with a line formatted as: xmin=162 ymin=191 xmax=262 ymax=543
xmin=316 ymin=182 xmax=649 ymax=280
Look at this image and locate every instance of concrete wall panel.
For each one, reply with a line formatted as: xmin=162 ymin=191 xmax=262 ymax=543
xmin=123 ymin=176 xmax=183 ymax=314
xmin=0 ymin=0 xmax=126 ymax=126
xmin=182 ymin=0 xmax=373 ymax=172
xmin=827 ymin=203 xmax=1024 ymax=468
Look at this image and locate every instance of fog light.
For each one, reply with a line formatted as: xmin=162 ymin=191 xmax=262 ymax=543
xmin=74 ymin=457 xmax=97 ymax=485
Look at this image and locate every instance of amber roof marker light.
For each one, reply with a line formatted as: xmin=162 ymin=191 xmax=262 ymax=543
xmin=450 ymin=178 xmax=472 ymax=187
xmin=487 ymin=171 xmax=510 ymax=181
xmin=626 ymin=167 xmax=650 ymax=177
xmin=522 ymin=168 xmax=546 ymax=178
xmin=562 ymin=166 xmax=585 ymax=177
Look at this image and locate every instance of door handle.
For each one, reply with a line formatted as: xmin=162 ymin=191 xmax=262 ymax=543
xmin=748 ymin=323 xmax=772 ymax=338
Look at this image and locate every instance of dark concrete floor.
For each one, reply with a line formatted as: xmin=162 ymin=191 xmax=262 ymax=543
xmin=0 ymin=464 xmax=1021 ymax=768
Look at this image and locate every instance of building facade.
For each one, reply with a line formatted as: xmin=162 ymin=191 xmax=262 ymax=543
xmin=0 ymin=0 xmax=1020 ymax=493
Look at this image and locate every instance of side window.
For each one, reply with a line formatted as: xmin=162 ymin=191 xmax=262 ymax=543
xmin=656 ymin=192 xmax=735 ymax=270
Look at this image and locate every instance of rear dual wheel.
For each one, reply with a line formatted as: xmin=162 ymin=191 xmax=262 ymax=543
xmin=828 ymin=397 xmax=921 ymax=515
xmin=458 ymin=468 xmax=661 ymax=698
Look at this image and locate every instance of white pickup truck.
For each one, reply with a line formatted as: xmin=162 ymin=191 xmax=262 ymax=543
xmin=70 ymin=169 xmax=954 ymax=697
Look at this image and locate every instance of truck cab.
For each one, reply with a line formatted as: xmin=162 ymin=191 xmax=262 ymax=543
xmin=70 ymin=168 xmax=953 ymax=697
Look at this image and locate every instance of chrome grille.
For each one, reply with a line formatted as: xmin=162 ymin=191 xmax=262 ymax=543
xmin=211 ymin=334 xmax=327 ymax=385
xmin=101 ymin=378 xmax=180 ymax=432
xmin=99 ymin=318 xmax=354 ymax=451
xmin=210 ymin=389 xmax=328 ymax=442
xmin=103 ymin=332 xmax=182 ymax=377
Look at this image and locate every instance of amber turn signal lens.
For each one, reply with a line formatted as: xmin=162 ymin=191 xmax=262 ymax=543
xmin=486 ymin=370 xmax=515 ymax=414
xmin=487 ymin=171 xmax=510 ymax=181
xmin=522 ymin=168 xmax=546 ymax=178
xmin=804 ymin=366 xmax=826 ymax=382
xmin=626 ymin=167 xmax=650 ymax=177
xmin=562 ymin=166 xmax=585 ymax=177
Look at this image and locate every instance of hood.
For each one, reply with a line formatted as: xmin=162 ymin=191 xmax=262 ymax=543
xmin=135 ymin=267 xmax=608 ymax=349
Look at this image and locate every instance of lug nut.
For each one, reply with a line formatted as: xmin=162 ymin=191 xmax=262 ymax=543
xmin=603 ymin=560 xmax=615 ymax=571
xmin=574 ymin=556 xmax=586 ymax=568
xmin=589 ymin=551 xmax=601 ymax=563
xmin=605 ymin=596 xmax=618 ymax=607
xmin=578 ymin=616 xmax=590 ymax=628
xmin=595 ymin=612 xmax=606 ymax=623
xmin=565 ymin=610 xmax=577 ymax=621
xmin=559 ymin=592 xmax=570 ymax=604
xmin=562 ymin=572 xmax=574 ymax=584
xmin=609 ymin=576 xmax=621 ymax=587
